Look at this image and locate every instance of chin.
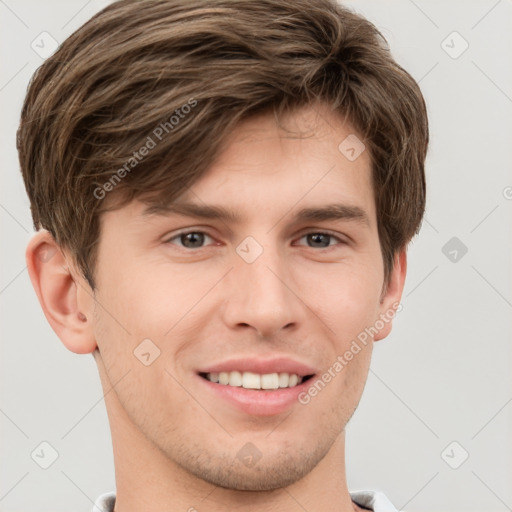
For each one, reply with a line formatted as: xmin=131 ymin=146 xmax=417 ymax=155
xmin=172 ymin=441 xmax=331 ymax=491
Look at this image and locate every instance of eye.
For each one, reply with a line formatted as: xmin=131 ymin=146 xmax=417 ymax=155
xmin=165 ymin=230 xmax=215 ymax=249
xmin=295 ymin=231 xmax=345 ymax=249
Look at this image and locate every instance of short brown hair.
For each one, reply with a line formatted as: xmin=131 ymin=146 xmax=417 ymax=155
xmin=17 ymin=0 xmax=428 ymax=290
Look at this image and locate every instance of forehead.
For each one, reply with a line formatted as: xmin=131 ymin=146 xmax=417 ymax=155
xmin=161 ymin=104 xmax=373 ymax=213
xmin=106 ymin=103 xmax=376 ymax=226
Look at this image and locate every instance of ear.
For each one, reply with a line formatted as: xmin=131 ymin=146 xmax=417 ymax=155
xmin=373 ymin=248 xmax=407 ymax=342
xmin=25 ymin=230 xmax=97 ymax=354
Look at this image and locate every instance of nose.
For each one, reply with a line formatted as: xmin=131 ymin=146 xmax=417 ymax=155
xmin=220 ymin=243 xmax=302 ymax=338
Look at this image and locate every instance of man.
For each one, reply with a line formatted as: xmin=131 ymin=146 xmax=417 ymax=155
xmin=17 ymin=0 xmax=428 ymax=510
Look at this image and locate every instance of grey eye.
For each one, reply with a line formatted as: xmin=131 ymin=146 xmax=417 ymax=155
xmin=179 ymin=232 xmax=206 ymax=248
xmin=306 ymin=233 xmax=333 ymax=248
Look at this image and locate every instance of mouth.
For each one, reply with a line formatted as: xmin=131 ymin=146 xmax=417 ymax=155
xmin=199 ymin=371 xmax=315 ymax=390
xmin=195 ymin=356 xmax=319 ymax=415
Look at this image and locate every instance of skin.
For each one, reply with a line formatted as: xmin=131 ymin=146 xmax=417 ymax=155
xmin=26 ymin=103 xmax=406 ymax=512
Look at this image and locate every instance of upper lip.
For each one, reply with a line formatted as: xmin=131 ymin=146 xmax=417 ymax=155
xmin=197 ymin=356 xmax=318 ymax=377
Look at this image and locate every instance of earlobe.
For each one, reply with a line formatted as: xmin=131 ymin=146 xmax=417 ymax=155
xmin=25 ymin=230 xmax=97 ymax=354
xmin=374 ymin=249 xmax=407 ymax=342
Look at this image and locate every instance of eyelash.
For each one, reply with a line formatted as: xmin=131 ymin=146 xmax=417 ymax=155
xmin=164 ymin=229 xmax=347 ymax=250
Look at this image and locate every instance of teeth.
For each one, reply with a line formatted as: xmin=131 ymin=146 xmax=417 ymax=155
xmin=261 ymin=373 xmax=279 ymax=389
xmin=278 ymin=373 xmax=289 ymax=387
xmin=204 ymin=371 xmax=305 ymax=389
xmin=229 ymin=370 xmax=243 ymax=387
xmin=243 ymin=371 xmax=261 ymax=389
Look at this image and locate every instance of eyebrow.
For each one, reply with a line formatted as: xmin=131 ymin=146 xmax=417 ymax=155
xmin=140 ymin=201 xmax=370 ymax=226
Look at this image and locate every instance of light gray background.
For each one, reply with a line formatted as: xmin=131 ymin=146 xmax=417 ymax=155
xmin=1 ymin=1 xmax=511 ymax=511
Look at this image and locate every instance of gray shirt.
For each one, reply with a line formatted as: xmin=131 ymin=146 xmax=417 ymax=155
xmin=91 ymin=490 xmax=400 ymax=512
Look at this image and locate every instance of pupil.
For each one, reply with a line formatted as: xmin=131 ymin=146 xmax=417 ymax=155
xmin=308 ymin=233 xmax=330 ymax=247
xmin=182 ymin=232 xmax=204 ymax=248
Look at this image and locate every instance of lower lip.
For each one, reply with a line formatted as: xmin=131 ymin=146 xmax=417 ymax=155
xmin=196 ymin=374 xmax=314 ymax=416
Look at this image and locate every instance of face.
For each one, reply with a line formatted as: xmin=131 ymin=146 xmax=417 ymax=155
xmin=89 ymin=103 xmax=402 ymax=491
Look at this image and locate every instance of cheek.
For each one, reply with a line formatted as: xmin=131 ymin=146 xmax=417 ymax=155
xmin=91 ymin=262 xmax=199 ymax=384
xmin=92 ymin=293 xmax=190 ymax=433
xmin=294 ymin=259 xmax=383 ymax=334
xmin=94 ymin=259 xmax=181 ymax=337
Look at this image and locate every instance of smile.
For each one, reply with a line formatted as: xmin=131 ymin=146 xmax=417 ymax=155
xmin=200 ymin=371 xmax=313 ymax=389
